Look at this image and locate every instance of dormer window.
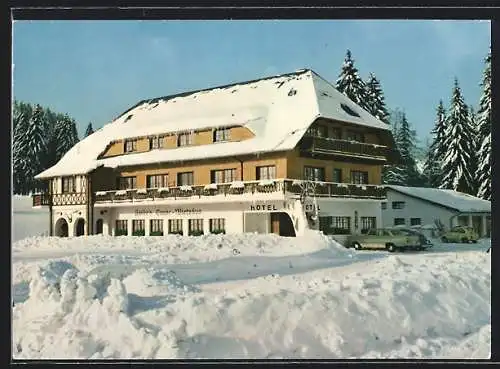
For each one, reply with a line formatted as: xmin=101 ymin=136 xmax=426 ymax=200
xmin=124 ymin=139 xmax=137 ymax=153
xmin=149 ymin=136 xmax=163 ymax=150
xmin=340 ymin=103 xmax=361 ymax=118
xmin=213 ymin=128 xmax=230 ymax=143
xmin=177 ymin=132 xmax=193 ymax=147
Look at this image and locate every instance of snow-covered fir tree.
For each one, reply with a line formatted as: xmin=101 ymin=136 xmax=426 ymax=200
xmin=364 ymin=73 xmax=390 ymax=124
xmin=440 ymin=79 xmax=476 ymax=194
xmin=476 ymin=51 xmax=491 ymax=200
xmin=24 ymin=104 xmax=47 ymax=192
xmin=335 ymin=50 xmax=368 ymax=110
xmin=382 ymin=109 xmax=406 ymax=185
xmin=85 ymin=122 xmax=94 ymax=137
xmin=396 ymin=112 xmax=422 ymax=186
xmin=54 ymin=114 xmax=79 ymax=162
xmin=423 ymin=100 xmax=447 ymax=187
xmin=12 ymin=102 xmax=33 ymax=194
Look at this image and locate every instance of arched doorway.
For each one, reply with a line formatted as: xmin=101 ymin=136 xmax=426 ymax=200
xmin=55 ymin=218 xmax=69 ymax=237
xmin=75 ymin=218 xmax=85 ymax=237
xmin=270 ymin=212 xmax=296 ymax=237
xmin=95 ymin=219 xmax=103 ymax=235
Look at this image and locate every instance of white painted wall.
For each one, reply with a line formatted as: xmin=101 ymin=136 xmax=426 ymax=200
xmin=52 ymin=204 xmax=88 ymax=236
xmin=382 ymin=189 xmax=457 ymax=229
xmin=316 ymin=198 xmax=382 ymax=234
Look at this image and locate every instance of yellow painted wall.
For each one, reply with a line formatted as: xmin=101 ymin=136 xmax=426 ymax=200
xmin=286 ymin=150 xmax=382 ymax=184
xmin=99 ymin=126 xmax=255 ymax=158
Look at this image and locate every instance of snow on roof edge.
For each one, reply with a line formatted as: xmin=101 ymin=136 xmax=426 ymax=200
xmin=387 ymin=185 xmax=491 ymax=213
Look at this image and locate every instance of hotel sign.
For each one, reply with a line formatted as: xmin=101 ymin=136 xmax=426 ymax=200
xmin=247 ymin=202 xmax=284 ymax=212
xmin=134 ymin=208 xmax=202 ymax=216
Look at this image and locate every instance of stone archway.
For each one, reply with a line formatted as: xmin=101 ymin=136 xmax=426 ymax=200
xmin=95 ymin=219 xmax=103 ymax=235
xmin=55 ymin=218 xmax=69 ymax=237
xmin=75 ymin=218 xmax=85 ymax=237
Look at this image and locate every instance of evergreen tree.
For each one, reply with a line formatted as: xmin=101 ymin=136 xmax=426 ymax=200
xmin=43 ymin=107 xmax=59 ymax=169
xmin=54 ymin=114 xmax=79 ymax=162
xmin=85 ymin=122 xmax=94 ymax=137
xmin=335 ymin=50 xmax=368 ymax=110
xmin=364 ymin=73 xmax=390 ymax=124
xmin=396 ymin=112 xmax=421 ymax=186
xmin=423 ymin=100 xmax=447 ymax=187
xmin=25 ymin=104 xmax=47 ymax=192
xmin=440 ymin=79 xmax=475 ymax=194
xmin=476 ymin=51 xmax=491 ymax=200
xmin=12 ymin=102 xmax=33 ymax=194
xmin=382 ymin=109 xmax=406 ymax=185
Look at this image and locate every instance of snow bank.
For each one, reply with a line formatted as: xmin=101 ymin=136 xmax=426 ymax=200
xmin=12 ymin=232 xmax=490 ymax=359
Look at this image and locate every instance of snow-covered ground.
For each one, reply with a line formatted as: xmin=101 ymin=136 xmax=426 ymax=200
xmin=11 ymin=197 xmax=491 ymax=359
xmin=12 ymin=195 xmax=49 ymax=242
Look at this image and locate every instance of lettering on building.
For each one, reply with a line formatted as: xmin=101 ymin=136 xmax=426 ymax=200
xmin=248 ymin=204 xmax=279 ymax=211
xmin=134 ymin=208 xmax=202 ymax=216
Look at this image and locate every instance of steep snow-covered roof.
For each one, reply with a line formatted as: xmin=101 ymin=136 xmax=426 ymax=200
xmin=387 ymin=185 xmax=491 ymax=213
xmin=36 ymin=69 xmax=390 ymax=179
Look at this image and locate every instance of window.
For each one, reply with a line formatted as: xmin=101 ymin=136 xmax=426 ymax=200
xmin=350 ymin=171 xmax=368 ymax=184
xmin=304 ymin=166 xmax=325 ymax=181
xmin=361 ymin=217 xmax=377 ymax=232
xmin=177 ymin=172 xmax=194 ymax=186
xmin=392 ymin=201 xmax=406 ymax=209
xmin=209 ymin=218 xmax=226 ymax=233
xmin=132 ymin=220 xmax=145 ymax=236
xmin=306 ymin=125 xmax=328 ymax=138
xmin=410 ymin=218 xmax=421 ymax=226
xmin=117 ymin=176 xmax=137 ymax=190
xmin=331 ymin=128 xmax=342 ymax=139
xmin=211 ymin=169 xmax=237 ymax=183
xmin=62 ymin=176 xmax=76 ymax=193
xmin=213 ymin=128 xmax=231 ymax=142
xmin=115 ymin=220 xmax=128 ymax=236
xmin=381 ymin=202 xmax=387 ymax=210
xmin=394 ymin=218 xmax=405 ymax=226
xmin=319 ymin=216 xmax=332 ymax=234
xmin=331 ymin=216 xmax=351 ymax=234
xmin=256 ymin=165 xmax=276 ymax=180
xmin=366 ymin=229 xmax=377 ymax=236
xmin=149 ymin=136 xmax=163 ymax=150
xmin=177 ymin=132 xmax=193 ymax=147
xmin=333 ymin=168 xmax=343 ymax=183
xmin=346 ymin=130 xmax=364 ymax=142
xmin=150 ymin=219 xmax=164 ymax=235
xmin=168 ymin=219 xmax=183 ymax=234
xmin=147 ymin=174 xmax=168 ymax=188
xmin=124 ymin=139 xmax=137 ymax=153
xmin=189 ymin=219 xmax=204 ymax=235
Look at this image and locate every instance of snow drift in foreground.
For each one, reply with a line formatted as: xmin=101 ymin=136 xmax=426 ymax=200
xmin=12 ymin=232 xmax=490 ymax=360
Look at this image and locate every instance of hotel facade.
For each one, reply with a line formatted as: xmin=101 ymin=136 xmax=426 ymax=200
xmin=33 ymin=69 xmax=397 ymax=238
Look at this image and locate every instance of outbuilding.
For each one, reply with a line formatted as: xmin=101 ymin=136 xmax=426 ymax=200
xmin=382 ymin=185 xmax=491 ymax=238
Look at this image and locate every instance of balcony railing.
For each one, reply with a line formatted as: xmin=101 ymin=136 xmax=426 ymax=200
xmin=300 ymin=136 xmax=388 ymax=160
xmin=94 ymin=179 xmax=386 ymax=204
xmin=32 ymin=193 xmax=51 ymax=207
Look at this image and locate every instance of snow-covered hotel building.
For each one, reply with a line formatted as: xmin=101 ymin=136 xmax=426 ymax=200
xmin=33 ymin=69 xmax=398 ymax=237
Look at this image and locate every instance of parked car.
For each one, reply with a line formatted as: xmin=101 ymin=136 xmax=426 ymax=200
xmin=395 ymin=228 xmax=433 ymax=249
xmin=441 ymin=226 xmax=479 ymax=243
xmin=346 ymin=228 xmax=424 ymax=252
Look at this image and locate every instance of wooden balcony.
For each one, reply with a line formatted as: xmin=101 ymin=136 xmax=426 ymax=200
xmin=94 ymin=179 xmax=386 ymax=204
xmin=299 ymin=136 xmax=388 ymax=161
xmin=32 ymin=193 xmax=51 ymax=207
xmin=32 ymin=192 xmax=88 ymax=207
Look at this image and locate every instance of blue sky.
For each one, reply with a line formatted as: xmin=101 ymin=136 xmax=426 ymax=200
xmin=13 ymin=20 xmax=490 ymax=144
